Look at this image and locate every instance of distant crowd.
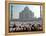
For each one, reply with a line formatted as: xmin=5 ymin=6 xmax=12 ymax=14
xmin=9 ymin=23 xmax=43 ymax=32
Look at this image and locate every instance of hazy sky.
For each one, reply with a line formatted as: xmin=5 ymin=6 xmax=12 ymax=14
xmin=10 ymin=4 xmax=42 ymax=19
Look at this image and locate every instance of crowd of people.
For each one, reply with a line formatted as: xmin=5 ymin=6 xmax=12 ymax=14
xmin=9 ymin=23 xmax=43 ymax=32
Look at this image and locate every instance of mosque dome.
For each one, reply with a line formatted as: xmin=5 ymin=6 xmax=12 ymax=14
xmin=24 ymin=6 xmax=29 ymax=10
xmin=19 ymin=6 xmax=34 ymax=20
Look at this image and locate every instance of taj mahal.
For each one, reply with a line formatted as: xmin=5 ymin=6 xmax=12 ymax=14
xmin=10 ymin=6 xmax=42 ymax=26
